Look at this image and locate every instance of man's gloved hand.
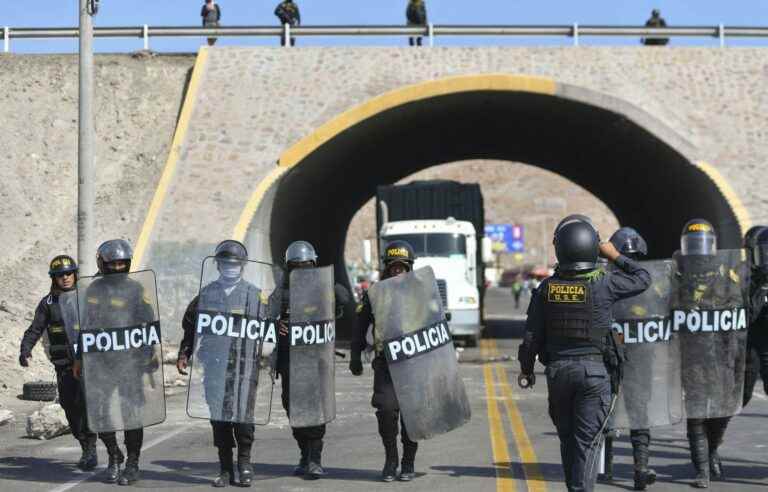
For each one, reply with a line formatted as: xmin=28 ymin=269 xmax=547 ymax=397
xmin=518 ymin=373 xmax=535 ymax=389
xmin=349 ymin=359 xmax=363 ymax=376
xmin=176 ymin=354 xmax=189 ymax=375
xmin=19 ymin=352 xmax=30 ymax=367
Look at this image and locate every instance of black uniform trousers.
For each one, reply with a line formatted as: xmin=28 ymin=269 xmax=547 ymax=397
xmin=55 ymin=365 xmax=93 ymax=443
xmin=98 ymin=429 xmax=144 ymax=455
xmin=545 ymin=359 xmax=611 ymax=492
xmin=371 ymin=357 xmax=417 ymax=450
xmin=743 ymin=328 xmax=768 ymax=406
xmin=210 ymin=421 xmax=254 ymax=458
xmin=279 ymin=367 xmax=326 ymax=442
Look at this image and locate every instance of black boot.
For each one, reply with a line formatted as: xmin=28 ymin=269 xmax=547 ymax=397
xmin=118 ymin=453 xmax=140 ymax=486
xmin=376 ymin=411 xmax=399 ymax=482
xmin=104 ymin=445 xmax=124 ymax=484
xmin=706 ymin=419 xmax=728 ymax=480
xmin=399 ymin=437 xmax=418 ymax=481
xmin=688 ymin=422 xmax=710 ymax=489
xmin=381 ymin=440 xmax=398 ymax=482
xmin=237 ymin=445 xmax=253 ymax=488
xmin=307 ymin=440 xmax=326 ymax=479
xmin=631 ymin=436 xmax=656 ymax=490
xmin=77 ymin=437 xmax=98 ymax=471
xmin=293 ymin=439 xmax=309 ymax=476
xmin=213 ymin=447 xmax=236 ymax=488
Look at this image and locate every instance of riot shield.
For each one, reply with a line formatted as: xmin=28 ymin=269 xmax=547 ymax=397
xmin=76 ymin=271 xmax=165 ymax=433
xmin=58 ymin=290 xmax=81 ymax=359
xmin=368 ymin=266 xmax=471 ymax=441
xmin=288 ymin=266 xmax=336 ymax=428
xmin=612 ymin=260 xmax=682 ymax=429
xmin=672 ymin=249 xmax=748 ymax=419
xmin=187 ymin=258 xmax=281 ymax=425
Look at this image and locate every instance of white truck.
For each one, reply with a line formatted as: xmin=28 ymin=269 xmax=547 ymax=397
xmin=379 ymin=217 xmax=491 ymax=346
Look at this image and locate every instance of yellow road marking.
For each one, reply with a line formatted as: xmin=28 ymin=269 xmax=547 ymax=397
xmin=132 ymin=47 xmax=210 ymax=269
xmin=488 ymin=339 xmax=548 ymax=492
xmin=481 ymin=339 xmax=516 ymax=492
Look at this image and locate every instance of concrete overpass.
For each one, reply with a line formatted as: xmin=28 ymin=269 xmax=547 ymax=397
xmin=131 ymin=46 xmax=767 ymax=338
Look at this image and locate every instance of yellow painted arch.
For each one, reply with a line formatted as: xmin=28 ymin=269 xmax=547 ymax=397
xmin=696 ymin=161 xmax=753 ymax=233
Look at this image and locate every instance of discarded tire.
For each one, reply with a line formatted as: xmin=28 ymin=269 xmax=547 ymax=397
xmin=22 ymin=381 xmax=57 ymax=402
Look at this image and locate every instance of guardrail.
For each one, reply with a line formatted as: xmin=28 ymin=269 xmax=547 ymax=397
xmin=4 ymin=24 xmax=768 ymax=53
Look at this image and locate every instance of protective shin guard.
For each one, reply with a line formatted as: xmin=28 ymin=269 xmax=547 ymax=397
xmin=687 ymin=422 xmax=710 ymax=488
xmin=307 ymin=440 xmax=326 ymax=479
xmin=213 ymin=447 xmax=236 ymax=488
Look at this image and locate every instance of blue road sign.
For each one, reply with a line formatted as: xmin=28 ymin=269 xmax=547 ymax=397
xmin=485 ymin=224 xmax=524 ymax=253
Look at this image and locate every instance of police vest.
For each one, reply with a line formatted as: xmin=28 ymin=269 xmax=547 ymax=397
xmin=45 ymin=294 xmax=72 ymax=366
xmin=543 ymin=278 xmax=604 ymax=355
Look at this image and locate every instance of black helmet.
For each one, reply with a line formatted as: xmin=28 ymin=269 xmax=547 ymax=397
xmin=680 ymin=219 xmax=716 ymax=256
xmin=752 ymin=228 xmax=768 ymax=274
xmin=744 ymin=225 xmax=766 ymax=266
xmin=215 ymin=239 xmax=248 ymax=263
xmin=382 ymin=240 xmax=415 ymax=269
xmin=554 ymin=220 xmax=599 ymax=272
xmin=285 ymin=240 xmax=317 ymax=267
xmin=609 ymin=227 xmax=648 ymax=258
xmin=97 ymin=239 xmax=133 ymax=274
xmin=49 ymin=255 xmax=78 ymax=277
xmin=652 ymin=8 xmax=661 ymax=16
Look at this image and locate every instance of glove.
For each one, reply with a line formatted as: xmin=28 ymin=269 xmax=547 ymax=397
xmin=176 ymin=355 xmax=189 ymax=375
xmin=518 ymin=373 xmax=535 ymax=389
xmin=349 ymin=359 xmax=363 ymax=376
xmin=19 ymin=352 xmax=30 ymax=367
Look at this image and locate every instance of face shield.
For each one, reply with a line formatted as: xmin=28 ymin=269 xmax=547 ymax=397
xmin=216 ymin=257 xmax=244 ymax=284
xmin=681 ymin=231 xmax=717 ymax=256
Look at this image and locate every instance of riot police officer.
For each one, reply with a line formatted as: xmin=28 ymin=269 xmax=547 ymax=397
xmin=73 ymin=239 xmax=152 ymax=485
xmin=518 ymin=217 xmax=650 ymax=492
xmin=350 ymin=240 xmax=421 ymax=482
xmin=743 ymin=225 xmax=768 ymax=407
xmin=19 ymin=255 xmax=99 ymax=470
xmin=178 ymin=240 xmax=258 ymax=487
xmin=277 ymin=240 xmax=350 ymax=480
xmin=608 ymin=227 xmax=656 ymax=490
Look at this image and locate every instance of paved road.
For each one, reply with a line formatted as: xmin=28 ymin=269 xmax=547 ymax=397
xmin=1 ymin=287 xmax=767 ymax=491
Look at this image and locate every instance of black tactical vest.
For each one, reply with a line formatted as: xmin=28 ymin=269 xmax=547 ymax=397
xmin=543 ymin=278 xmax=604 ymax=355
xmin=45 ymin=294 xmax=72 ymax=366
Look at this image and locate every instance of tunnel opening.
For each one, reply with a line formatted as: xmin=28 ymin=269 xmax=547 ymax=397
xmin=249 ymin=76 xmax=744 ymax=338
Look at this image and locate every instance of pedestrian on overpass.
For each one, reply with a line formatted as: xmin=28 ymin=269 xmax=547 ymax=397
xmin=641 ymin=9 xmax=669 ymax=46
xmin=275 ymin=0 xmax=301 ymax=46
xmin=406 ymin=0 xmax=428 ymax=46
xmin=518 ymin=215 xmax=650 ymax=492
xmin=201 ymin=0 xmax=222 ymax=46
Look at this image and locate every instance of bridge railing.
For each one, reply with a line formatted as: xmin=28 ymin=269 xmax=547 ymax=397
xmin=4 ymin=24 xmax=768 ymax=53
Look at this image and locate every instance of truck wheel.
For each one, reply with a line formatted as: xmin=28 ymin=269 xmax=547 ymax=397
xmin=22 ymin=381 xmax=58 ymax=402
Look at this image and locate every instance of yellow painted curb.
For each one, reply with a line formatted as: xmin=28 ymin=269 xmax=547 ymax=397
xmin=132 ymin=47 xmax=209 ymax=269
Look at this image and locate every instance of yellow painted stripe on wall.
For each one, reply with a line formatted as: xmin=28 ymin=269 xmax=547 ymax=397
xmin=232 ymin=166 xmax=289 ymax=242
xmin=696 ymin=160 xmax=753 ymax=234
xmin=132 ymin=47 xmax=210 ymax=269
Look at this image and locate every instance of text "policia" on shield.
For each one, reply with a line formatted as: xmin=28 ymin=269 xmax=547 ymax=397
xmin=385 ymin=321 xmax=452 ymax=364
xmin=81 ymin=322 xmax=161 ymax=353
xmin=196 ymin=311 xmax=278 ymax=343
xmin=671 ymin=308 xmax=747 ymax=333
xmin=291 ymin=321 xmax=336 ymax=347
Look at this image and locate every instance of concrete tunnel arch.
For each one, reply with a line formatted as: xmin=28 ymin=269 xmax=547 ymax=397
xmin=234 ymin=74 xmax=751 ymax=339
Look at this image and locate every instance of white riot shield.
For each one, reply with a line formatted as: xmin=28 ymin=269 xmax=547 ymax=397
xmin=186 ymin=258 xmax=281 ymax=425
xmin=612 ymin=260 xmax=682 ymax=429
xmin=672 ymin=249 xmax=748 ymax=419
xmin=368 ymin=266 xmax=472 ymax=441
xmin=59 ymin=290 xmax=81 ymax=359
xmin=288 ymin=266 xmax=336 ymax=428
xmin=76 ymin=271 xmax=165 ymax=433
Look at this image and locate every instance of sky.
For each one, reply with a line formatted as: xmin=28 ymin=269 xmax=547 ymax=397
xmin=2 ymin=1 xmax=767 ymax=53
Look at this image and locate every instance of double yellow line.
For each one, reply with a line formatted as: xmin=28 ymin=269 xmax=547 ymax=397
xmin=481 ymin=339 xmax=547 ymax=492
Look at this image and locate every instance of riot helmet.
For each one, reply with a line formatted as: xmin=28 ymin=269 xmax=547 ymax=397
xmin=96 ymin=239 xmax=133 ymax=274
xmin=214 ymin=239 xmax=248 ymax=284
xmin=49 ymin=255 xmax=78 ymax=278
xmin=680 ymin=219 xmax=716 ymax=256
xmin=752 ymin=228 xmax=768 ymax=275
xmin=554 ymin=220 xmax=599 ymax=272
xmin=381 ymin=240 xmax=415 ymax=278
xmin=609 ymin=227 xmax=648 ymax=259
xmin=285 ymin=240 xmax=318 ymax=270
xmin=555 ymin=214 xmax=595 ymax=235
xmin=744 ymin=225 xmax=766 ymax=267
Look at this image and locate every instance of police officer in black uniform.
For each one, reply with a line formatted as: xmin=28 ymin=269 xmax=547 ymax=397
xmin=73 ymin=239 xmax=153 ymax=486
xmin=178 ymin=240 xmax=259 ymax=488
xmin=276 ymin=240 xmax=350 ymax=480
xmin=743 ymin=225 xmax=768 ymax=407
xmin=518 ymin=217 xmax=650 ymax=492
xmin=350 ymin=240 xmax=420 ymax=483
xmin=20 ymin=255 xmax=99 ymax=470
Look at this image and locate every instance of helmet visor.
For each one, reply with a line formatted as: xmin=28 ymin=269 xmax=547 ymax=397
xmin=681 ymin=232 xmax=716 ymax=256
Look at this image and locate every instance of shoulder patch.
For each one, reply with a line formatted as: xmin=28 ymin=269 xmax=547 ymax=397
xmin=547 ymin=282 xmax=587 ymax=303
xmin=110 ymin=298 xmax=127 ymax=308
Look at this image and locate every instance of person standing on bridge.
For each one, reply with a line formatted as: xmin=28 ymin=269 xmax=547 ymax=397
xmin=641 ymin=9 xmax=669 ymax=46
xmin=275 ymin=0 xmax=301 ymax=47
xmin=406 ymin=0 xmax=428 ymax=46
xmin=518 ymin=215 xmax=650 ymax=492
xmin=201 ymin=0 xmax=222 ymax=46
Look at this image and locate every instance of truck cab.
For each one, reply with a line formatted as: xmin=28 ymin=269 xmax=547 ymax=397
xmin=380 ymin=218 xmax=482 ymax=346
